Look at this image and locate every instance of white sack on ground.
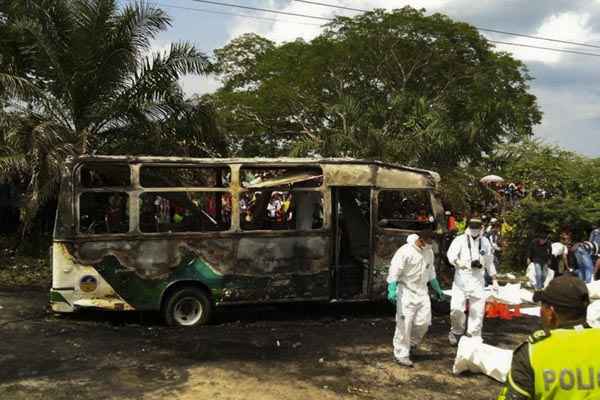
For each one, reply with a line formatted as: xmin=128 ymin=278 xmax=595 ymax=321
xmin=452 ymin=336 xmax=513 ymax=383
xmin=525 ymin=263 xmax=554 ymax=288
xmin=520 ymin=289 xmax=534 ymax=303
xmin=587 ymin=281 xmax=600 ymax=300
xmin=587 ymin=301 xmax=600 ymax=328
xmin=486 ymin=283 xmax=522 ymax=305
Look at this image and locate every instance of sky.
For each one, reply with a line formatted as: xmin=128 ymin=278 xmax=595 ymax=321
xmin=149 ymin=0 xmax=600 ymax=157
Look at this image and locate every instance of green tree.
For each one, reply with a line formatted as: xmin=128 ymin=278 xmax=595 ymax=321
xmin=210 ymin=7 xmax=541 ymax=169
xmin=488 ymin=139 xmax=600 ymax=199
xmin=486 ymin=140 xmax=600 ymax=269
xmin=0 ymin=0 xmax=219 ymax=229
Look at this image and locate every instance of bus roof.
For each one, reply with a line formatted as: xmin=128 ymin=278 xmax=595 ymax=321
xmin=71 ymin=155 xmax=441 ymax=184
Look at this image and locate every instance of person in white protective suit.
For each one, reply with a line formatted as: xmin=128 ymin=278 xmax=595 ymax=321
xmin=446 ymin=218 xmax=498 ymax=346
xmin=387 ymin=230 xmax=444 ymax=367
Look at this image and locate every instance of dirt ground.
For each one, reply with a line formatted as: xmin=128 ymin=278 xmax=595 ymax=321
xmin=0 ymin=285 xmax=539 ymax=400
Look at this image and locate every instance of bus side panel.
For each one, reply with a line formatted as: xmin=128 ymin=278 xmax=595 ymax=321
xmin=55 ymin=234 xmax=330 ymax=310
xmin=67 ymin=237 xmax=236 ymax=310
xmin=50 ymin=242 xmax=134 ymax=312
xmin=232 ymin=235 xmax=330 ymax=302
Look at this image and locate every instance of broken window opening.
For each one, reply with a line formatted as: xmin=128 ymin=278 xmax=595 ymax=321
xmin=332 ymin=187 xmax=372 ymax=299
xmin=241 ymin=166 xmax=323 ymax=189
xmin=140 ymin=166 xmax=231 ymax=188
xmin=240 ymin=190 xmax=323 ymax=231
xmin=80 ymin=164 xmax=130 ymax=188
xmin=139 ymin=192 xmax=231 ymax=233
xmin=377 ymin=190 xmax=434 ymax=230
xmin=79 ymin=192 xmax=129 ymax=234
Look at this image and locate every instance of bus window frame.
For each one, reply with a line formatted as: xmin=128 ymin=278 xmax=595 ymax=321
xmin=237 ymin=163 xmax=328 ymax=233
xmin=77 ymin=162 xmax=132 ymax=189
xmin=375 ymin=188 xmax=438 ymax=233
xmin=238 ymin=186 xmax=326 ymax=233
xmin=74 ymin=162 xmax=133 ymax=237
xmin=137 ymin=188 xmax=234 ymax=235
xmin=138 ymin=164 xmax=232 ymax=189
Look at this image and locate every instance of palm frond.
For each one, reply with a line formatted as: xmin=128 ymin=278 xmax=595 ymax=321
xmin=115 ymin=1 xmax=171 ymax=53
xmin=0 ymin=72 xmax=41 ymax=99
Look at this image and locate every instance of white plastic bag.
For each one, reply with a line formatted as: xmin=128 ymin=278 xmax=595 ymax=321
xmin=493 ymin=283 xmax=522 ymax=305
xmin=452 ymin=336 xmax=513 ymax=382
xmin=587 ymin=281 xmax=600 ymax=300
xmin=587 ymin=301 xmax=600 ymax=328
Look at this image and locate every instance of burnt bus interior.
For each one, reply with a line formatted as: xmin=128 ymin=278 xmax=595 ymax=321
xmin=72 ymin=159 xmax=439 ymax=303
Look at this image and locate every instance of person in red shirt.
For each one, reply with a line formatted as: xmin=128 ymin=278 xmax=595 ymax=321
xmin=446 ymin=211 xmax=458 ymax=232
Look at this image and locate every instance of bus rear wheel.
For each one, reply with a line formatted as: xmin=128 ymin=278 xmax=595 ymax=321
xmin=163 ymin=287 xmax=212 ymax=327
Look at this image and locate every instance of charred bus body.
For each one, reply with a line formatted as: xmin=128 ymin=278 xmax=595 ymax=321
xmin=50 ymin=156 xmax=445 ymax=326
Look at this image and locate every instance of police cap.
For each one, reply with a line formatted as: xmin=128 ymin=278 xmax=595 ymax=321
xmin=533 ymin=275 xmax=589 ymax=310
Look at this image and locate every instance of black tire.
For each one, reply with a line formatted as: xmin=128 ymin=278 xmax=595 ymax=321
xmin=163 ymin=287 xmax=213 ymax=327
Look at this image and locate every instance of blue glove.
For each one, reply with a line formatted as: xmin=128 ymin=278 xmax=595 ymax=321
xmin=387 ymin=282 xmax=398 ymax=303
xmin=429 ymin=278 xmax=444 ymax=300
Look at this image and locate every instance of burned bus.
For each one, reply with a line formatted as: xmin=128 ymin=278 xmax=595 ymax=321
xmin=50 ymin=156 xmax=445 ymax=326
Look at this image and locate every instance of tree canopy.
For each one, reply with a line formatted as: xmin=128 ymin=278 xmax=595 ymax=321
xmin=210 ymin=8 xmax=542 ymax=170
xmin=0 ymin=0 xmax=222 ymax=227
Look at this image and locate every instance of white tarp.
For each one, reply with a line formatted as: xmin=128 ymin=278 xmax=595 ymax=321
xmin=452 ymin=336 xmax=513 ymax=382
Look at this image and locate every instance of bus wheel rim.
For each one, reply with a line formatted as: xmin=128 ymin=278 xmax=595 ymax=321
xmin=173 ymin=296 xmax=203 ymax=326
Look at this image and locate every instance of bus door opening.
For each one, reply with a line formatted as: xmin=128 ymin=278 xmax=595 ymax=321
xmin=332 ymin=187 xmax=372 ymax=299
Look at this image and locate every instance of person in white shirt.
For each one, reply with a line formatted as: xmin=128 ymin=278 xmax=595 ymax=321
xmin=446 ymin=218 xmax=498 ymax=345
xmin=386 ymin=230 xmax=444 ymax=367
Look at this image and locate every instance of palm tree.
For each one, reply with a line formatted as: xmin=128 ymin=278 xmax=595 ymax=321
xmin=0 ymin=0 xmax=218 ymax=230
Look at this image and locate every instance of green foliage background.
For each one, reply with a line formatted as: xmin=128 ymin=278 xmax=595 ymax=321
xmin=491 ymin=141 xmax=600 ymax=269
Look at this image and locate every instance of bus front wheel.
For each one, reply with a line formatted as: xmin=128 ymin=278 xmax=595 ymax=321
xmin=163 ymin=287 xmax=212 ymax=327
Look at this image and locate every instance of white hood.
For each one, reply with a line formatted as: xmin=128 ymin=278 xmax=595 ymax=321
xmin=407 ymin=234 xmax=419 ymax=246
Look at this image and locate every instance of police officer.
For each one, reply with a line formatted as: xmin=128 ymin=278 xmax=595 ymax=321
xmin=498 ymin=274 xmax=599 ymax=399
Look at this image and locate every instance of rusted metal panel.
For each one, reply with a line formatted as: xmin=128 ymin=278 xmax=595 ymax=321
xmin=68 ymin=238 xmax=235 ymax=279
xmin=231 ymin=235 xmax=331 ymax=301
xmin=322 ymin=164 xmax=374 ymax=187
xmin=376 ymin=166 xmax=435 ymax=189
xmin=55 ymin=231 xmax=330 ymax=308
xmin=68 ymin=155 xmax=439 ymax=183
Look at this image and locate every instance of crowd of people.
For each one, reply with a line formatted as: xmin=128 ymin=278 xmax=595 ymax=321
xmin=480 ymin=181 xmax=557 ymax=215
xmin=444 ymin=208 xmax=600 ymax=288
xmin=386 ymin=219 xmax=600 ymax=398
xmin=527 ymin=225 xmax=600 ymax=288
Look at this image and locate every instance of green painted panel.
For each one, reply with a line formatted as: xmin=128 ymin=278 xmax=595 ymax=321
xmin=94 ymin=254 xmax=224 ymax=311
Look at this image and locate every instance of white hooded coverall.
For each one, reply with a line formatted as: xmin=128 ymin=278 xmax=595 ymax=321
xmin=387 ymin=235 xmax=435 ymax=359
xmin=446 ymin=231 xmax=496 ymax=338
